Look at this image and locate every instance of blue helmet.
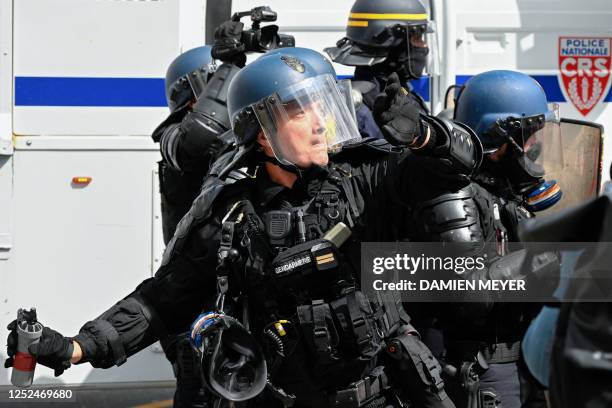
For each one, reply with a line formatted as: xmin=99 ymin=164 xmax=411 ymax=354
xmin=165 ymin=45 xmax=213 ymax=111
xmin=455 ymin=70 xmax=563 ymax=210
xmin=227 ymin=48 xmax=339 ymax=146
xmin=454 ymin=70 xmax=552 ymax=151
xmin=263 ymin=47 xmax=364 ymax=119
xmin=262 ymin=47 xmax=336 ymax=78
xmin=225 ymin=47 xmax=361 ymax=172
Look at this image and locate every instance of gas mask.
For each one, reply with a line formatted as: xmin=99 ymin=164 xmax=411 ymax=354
xmin=484 ymin=105 xmax=564 ymax=211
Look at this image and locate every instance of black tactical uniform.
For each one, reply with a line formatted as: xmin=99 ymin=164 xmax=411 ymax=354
xmin=153 ymin=44 xmax=240 ymax=407
xmin=441 ymin=69 xmax=565 ymax=408
xmin=354 ymin=66 xmax=430 ymax=115
xmin=5 ymin=48 xmax=489 ymax=408
xmin=68 ymin=141 xmax=467 ymax=408
xmin=468 ymin=172 xmax=550 ymax=408
xmin=421 ymin=178 xmax=535 ymax=408
xmin=153 ymin=62 xmax=240 ymax=244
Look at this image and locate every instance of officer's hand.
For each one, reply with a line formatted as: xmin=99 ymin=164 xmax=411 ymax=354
xmin=212 ymin=21 xmax=247 ymax=67
xmin=5 ymin=322 xmax=74 ymax=377
xmin=4 ymin=320 xmax=18 ymax=369
xmin=29 ymin=327 xmax=75 ymax=377
xmin=373 ymin=72 xmax=423 ymax=147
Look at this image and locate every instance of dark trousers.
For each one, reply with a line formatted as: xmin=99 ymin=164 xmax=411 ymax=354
xmin=160 ymin=333 xmax=208 ymax=408
xmin=446 ymin=359 xmax=548 ymax=408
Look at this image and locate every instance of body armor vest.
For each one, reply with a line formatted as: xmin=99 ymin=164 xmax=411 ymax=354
xmin=216 ymin=166 xmax=409 ymax=392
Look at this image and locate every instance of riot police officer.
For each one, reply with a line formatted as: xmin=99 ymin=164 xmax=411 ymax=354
xmin=454 ymin=70 xmax=563 ymax=236
xmin=5 ymin=49 xmax=484 ymax=408
xmin=154 ymin=45 xmax=238 ymax=245
xmin=325 ymin=0 xmax=436 ymax=124
xmin=439 ymin=70 xmax=565 ymax=408
xmin=155 ymin=44 xmax=347 ymax=408
xmin=156 ymin=7 xmax=298 ymax=244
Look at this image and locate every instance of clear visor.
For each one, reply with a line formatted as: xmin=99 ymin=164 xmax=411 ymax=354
xmin=253 ymin=74 xmax=361 ymax=167
xmin=186 ymin=65 xmax=211 ymax=99
xmin=537 ymin=118 xmax=602 ymax=214
xmin=336 ymin=79 xmax=358 ymax=123
xmin=406 ymin=21 xmax=440 ymax=78
xmin=517 ymin=103 xmax=563 ymax=178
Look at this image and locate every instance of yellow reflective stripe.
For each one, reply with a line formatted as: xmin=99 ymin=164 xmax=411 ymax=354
xmin=347 ymin=20 xmax=368 ymax=27
xmin=316 ymin=253 xmax=335 ymax=262
xmin=317 ymin=254 xmax=334 ymax=264
xmin=349 ymin=12 xmax=428 ymax=21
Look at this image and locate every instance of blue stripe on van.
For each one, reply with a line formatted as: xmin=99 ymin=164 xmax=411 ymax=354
xmin=14 ymin=77 xmax=167 ymax=107
xmin=13 ymin=74 xmax=612 ymax=107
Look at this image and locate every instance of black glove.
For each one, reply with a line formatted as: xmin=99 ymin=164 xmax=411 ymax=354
xmin=4 ymin=320 xmax=17 ymax=369
xmin=373 ymin=72 xmax=425 ymax=147
xmin=5 ymin=321 xmax=74 ymax=377
xmin=211 ymin=21 xmax=247 ymax=67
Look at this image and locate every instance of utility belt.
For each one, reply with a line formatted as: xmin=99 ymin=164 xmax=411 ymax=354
xmin=447 ymin=340 xmax=521 ymax=364
xmin=329 ymin=366 xmax=391 ymax=408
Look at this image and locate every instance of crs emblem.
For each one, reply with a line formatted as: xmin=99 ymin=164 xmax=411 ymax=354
xmin=559 ymin=37 xmax=612 ymax=117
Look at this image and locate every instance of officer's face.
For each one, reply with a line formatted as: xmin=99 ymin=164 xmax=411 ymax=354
xmin=487 ymin=143 xmax=509 ymax=162
xmin=409 ymin=31 xmax=428 ymax=49
xmin=260 ymin=101 xmax=330 ymax=168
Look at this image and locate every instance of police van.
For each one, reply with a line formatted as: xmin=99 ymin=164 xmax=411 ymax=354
xmin=0 ymin=0 xmax=609 ymax=396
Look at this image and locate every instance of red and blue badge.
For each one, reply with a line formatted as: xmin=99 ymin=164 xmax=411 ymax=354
xmin=559 ymin=37 xmax=612 ymax=117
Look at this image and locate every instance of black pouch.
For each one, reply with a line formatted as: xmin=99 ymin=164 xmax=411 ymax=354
xmin=330 ymin=290 xmax=382 ymax=361
xmin=385 ymin=331 xmax=449 ymax=404
xmin=296 ymin=300 xmax=341 ymax=373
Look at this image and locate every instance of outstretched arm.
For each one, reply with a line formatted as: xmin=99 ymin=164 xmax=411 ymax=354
xmin=6 ymin=220 xmax=220 ymax=374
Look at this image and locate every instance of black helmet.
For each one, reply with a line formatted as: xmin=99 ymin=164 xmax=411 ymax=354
xmin=324 ymin=0 xmax=437 ymax=80
xmin=190 ymin=312 xmax=267 ymax=402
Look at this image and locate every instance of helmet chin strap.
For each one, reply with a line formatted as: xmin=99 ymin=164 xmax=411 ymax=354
xmin=259 ymin=153 xmax=310 ymax=178
xmin=259 ymin=153 xmax=328 ymax=180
